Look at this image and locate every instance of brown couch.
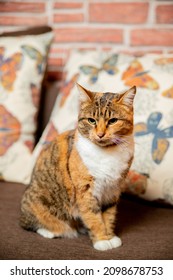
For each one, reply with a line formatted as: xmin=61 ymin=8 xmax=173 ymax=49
xmin=0 ymin=78 xmax=173 ymax=260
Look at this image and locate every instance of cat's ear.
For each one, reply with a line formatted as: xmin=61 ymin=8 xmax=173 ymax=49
xmin=76 ymin=83 xmax=93 ymax=103
xmin=118 ymin=86 xmax=136 ymax=107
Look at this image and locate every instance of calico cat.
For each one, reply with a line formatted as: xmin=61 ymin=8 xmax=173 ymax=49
xmin=20 ymin=84 xmax=136 ymax=251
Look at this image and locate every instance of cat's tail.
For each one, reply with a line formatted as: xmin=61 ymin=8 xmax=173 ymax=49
xmin=20 ymin=202 xmax=78 ymax=239
xmin=20 ymin=211 xmax=39 ymax=232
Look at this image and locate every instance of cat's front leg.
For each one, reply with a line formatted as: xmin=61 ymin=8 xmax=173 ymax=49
xmin=77 ymin=191 xmax=121 ymax=251
xmin=102 ymin=202 xmax=118 ymax=237
xmin=102 ymin=203 xmax=122 ymax=249
xmin=78 ymin=196 xmax=108 ymax=241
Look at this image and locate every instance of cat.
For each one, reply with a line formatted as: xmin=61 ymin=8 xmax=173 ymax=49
xmin=20 ymin=84 xmax=136 ymax=251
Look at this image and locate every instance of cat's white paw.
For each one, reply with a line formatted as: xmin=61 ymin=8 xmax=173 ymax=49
xmin=93 ymin=236 xmax=122 ymax=251
xmin=110 ymin=236 xmax=122 ymax=248
xmin=37 ymin=228 xmax=78 ymax=239
xmin=37 ymin=228 xmax=55 ymax=239
xmin=93 ymin=240 xmax=112 ymax=251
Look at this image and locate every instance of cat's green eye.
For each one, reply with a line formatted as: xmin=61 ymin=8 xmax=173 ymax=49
xmin=88 ymin=118 xmax=96 ymax=125
xmin=108 ymin=118 xmax=118 ymax=125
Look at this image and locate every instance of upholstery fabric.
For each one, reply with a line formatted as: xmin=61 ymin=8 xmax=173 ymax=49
xmin=0 ymin=182 xmax=172 ymax=260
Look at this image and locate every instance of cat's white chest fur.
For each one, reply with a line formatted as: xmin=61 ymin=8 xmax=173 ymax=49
xmin=76 ymin=133 xmax=134 ymax=203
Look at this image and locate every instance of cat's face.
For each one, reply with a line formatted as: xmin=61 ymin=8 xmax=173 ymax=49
xmin=77 ymin=84 xmax=136 ymax=147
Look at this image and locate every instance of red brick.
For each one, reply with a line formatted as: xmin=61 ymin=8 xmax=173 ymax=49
xmin=131 ymin=29 xmax=173 ymax=46
xmin=0 ymin=2 xmax=45 ymax=13
xmin=53 ymin=13 xmax=83 ymax=23
xmin=50 ymin=47 xmax=68 ymax=55
xmin=54 ymin=28 xmax=123 ymax=43
xmin=0 ymin=16 xmax=47 ymax=26
xmin=48 ymin=57 xmax=64 ymax=67
xmin=89 ymin=3 xmax=148 ymax=23
xmin=121 ymin=50 xmax=163 ymax=56
xmin=54 ymin=2 xmax=83 ymax=9
xmin=156 ymin=5 xmax=173 ymax=24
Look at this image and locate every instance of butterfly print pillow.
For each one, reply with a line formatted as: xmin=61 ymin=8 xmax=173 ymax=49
xmin=122 ymin=59 xmax=159 ymax=90
xmin=0 ymin=47 xmax=23 ymax=92
xmin=80 ymin=54 xmax=119 ymax=84
xmin=0 ymin=29 xmax=53 ymax=183
xmin=32 ymin=50 xmax=173 ymax=205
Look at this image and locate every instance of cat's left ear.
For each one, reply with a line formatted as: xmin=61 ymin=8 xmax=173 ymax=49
xmin=76 ymin=83 xmax=93 ymax=103
xmin=118 ymin=86 xmax=136 ymax=107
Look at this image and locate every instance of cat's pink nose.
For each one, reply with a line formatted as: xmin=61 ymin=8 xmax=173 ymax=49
xmin=97 ymin=132 xmax=105 ymax=138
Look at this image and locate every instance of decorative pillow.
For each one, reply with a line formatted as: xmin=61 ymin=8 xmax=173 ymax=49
xmin=32 ymin=50 xmax=173 ymax=205
xmin=0 ymin=27 xmax=53 ymax=183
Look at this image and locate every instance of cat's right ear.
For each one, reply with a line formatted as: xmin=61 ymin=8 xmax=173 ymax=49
xmin=118 ymin=86 xmax=136 ymax=107
xmin=76 ymin=83 xmax=93 ymax=103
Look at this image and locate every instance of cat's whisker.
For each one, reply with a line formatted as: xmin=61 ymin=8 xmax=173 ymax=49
xmin=113 ymin=135 xmax=141 ymax=147
xmin=112 ymin=136 xmax=130 ymax=146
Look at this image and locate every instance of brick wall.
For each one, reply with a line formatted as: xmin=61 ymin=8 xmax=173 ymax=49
xmin=0 ymin=0 xmax=173 ymax=79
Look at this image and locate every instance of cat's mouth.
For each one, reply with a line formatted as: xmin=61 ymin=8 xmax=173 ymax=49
xmin=89 ymin=136 xmax=109 ymax=147
xmin=90 ymin=133 xmax=129 ymax=147
xmin=92 ymin=136 xmax=118 ymax=147
xmin=97 ymin=136 xmax=127 ymax=147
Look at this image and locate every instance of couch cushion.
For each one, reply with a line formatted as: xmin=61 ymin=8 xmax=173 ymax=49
xmin=0 ymin=181 xmax=172 ymax=260
xmin=0 ymin=26 xmax=53 ymax=183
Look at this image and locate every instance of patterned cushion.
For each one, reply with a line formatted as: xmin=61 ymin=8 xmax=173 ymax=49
xmin=32 ymin=50 xmax=173 ymax=205
xmin=0 ymin=27 xmax=53 ymax=183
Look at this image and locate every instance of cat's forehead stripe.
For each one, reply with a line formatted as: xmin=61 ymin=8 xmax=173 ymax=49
xmin=94 ymin=92 xmax=116 ymax=113
xmin=94 ymin=92 xmax=119 ymax=104
xmin=93 ymin=93 xmax=115 ymax=119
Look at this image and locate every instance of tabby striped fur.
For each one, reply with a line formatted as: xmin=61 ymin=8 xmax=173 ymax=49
xmin=20 ymin=84 xmax=136 ymax=251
